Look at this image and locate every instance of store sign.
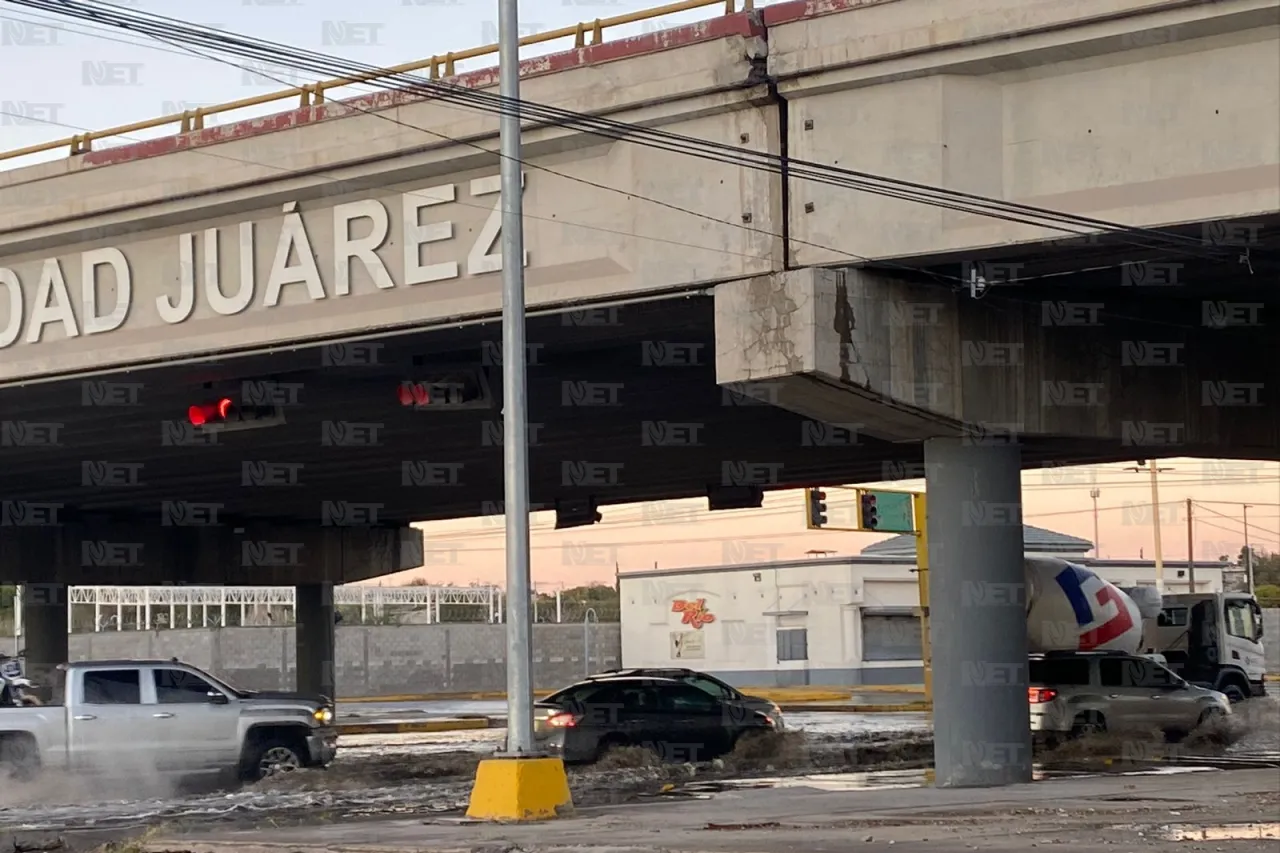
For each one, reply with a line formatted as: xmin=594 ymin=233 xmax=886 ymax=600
xmin=671 ymin=630 xmax=706 ymax=660
xmin=672 ymin=598 xmax=715 ymax=629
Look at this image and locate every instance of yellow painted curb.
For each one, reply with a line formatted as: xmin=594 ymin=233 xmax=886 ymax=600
xmin=336 ymin=685 xmax=928 ymax=703
xmin=780 ymin=702 xmax=932 ymax=713
xmin=466 ymin=756 xmax=573 ymax=821
xmin=336 ymin=717 xmax=492 ymax=735
xmin=339 ymin=691 xmax=555 ymax=703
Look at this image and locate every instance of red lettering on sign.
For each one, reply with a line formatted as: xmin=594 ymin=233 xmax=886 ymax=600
xmin=671 ymin=598 xmax=716 ymax=629
xmin=1078 ymin=585 xmax=1134 ymax=650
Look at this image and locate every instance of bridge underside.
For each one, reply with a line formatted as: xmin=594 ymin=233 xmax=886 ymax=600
xmin=3 ymin=287 xmax=1229 ymax=536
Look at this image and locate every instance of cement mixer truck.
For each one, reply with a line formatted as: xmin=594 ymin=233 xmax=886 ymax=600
xmin=1025 ymin=557 xmax=1266 ymax=701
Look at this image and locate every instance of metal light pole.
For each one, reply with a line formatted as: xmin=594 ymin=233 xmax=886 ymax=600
xmin=1126 ymin=462 xmax=1174 ymax=593
xmin=1243 ymin=504 xmax=1254 ymax=593
xmin=497 ymin=0 xmax=534 ymax=757
xmin=1089 ymin=487 xmax=1101 ymax=558
xmin=1185 ymin=498 xmax=1196 ymax=593
xmin=583 ymin=607 xmax=598 ymax=679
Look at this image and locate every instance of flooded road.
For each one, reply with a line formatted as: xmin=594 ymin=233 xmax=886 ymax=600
xmin=1 ymin=698 xmax=1272 ymax=836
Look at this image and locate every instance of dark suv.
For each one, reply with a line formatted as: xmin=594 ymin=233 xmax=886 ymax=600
xmin=531 ymin=675 xmax=775 ymax=763
xmin=583 ymin=668 xmax=784 ymax=730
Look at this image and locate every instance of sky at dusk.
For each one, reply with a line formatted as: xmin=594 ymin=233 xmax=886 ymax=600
xmin=386 ymin=458 xmax=1280 ymax=590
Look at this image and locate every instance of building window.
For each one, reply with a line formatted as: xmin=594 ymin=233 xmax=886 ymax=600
xmin=776 ymin=628 xmax=808 ymax=662
xmin=862 ymin=612 xmax=922 ymax=661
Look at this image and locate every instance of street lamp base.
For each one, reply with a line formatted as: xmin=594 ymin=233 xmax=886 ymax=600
xmin=466 ymin=755 xmax=573 ymax=821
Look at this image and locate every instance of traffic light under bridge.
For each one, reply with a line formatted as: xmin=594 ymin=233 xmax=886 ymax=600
xmin=857 ymin=489 xmax=916 ymax=533
xmin=805 ymin=488 xmax=828 ymax=529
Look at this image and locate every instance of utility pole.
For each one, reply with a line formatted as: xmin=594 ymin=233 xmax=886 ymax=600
xmin=1185 ymin=498 xmax=1196 ymax=593
xmin=497 ymin=0 xmax=534 ymax=759
xmin=1126 ymin=462 xmax=1174 ymax=593
xmin=466 ymin=0 xmax=572 ymax=823
xmin=1243 ymin=504 xmax=1254 ymax=593
xmin=1089 ymin=488 xmax=1101 ymax=558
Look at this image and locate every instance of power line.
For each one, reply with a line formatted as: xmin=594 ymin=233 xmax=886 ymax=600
xmin=7 ymin=0 xmax=1261 ymax=345
xmin=1194 ymin=502 xmax=1280 ymax=540
xmin=0 ymin=106 xmax=783 ymax=266
xmin=423 ymin=499 xmax=1203 ymax=547
xmin=12 ymin=0 xmax=1246 ymax=268
xmin=1196 ymin=517 xmax=1280 ymax=547
xmin=420 ymin=478 xmax=1280 ymax=542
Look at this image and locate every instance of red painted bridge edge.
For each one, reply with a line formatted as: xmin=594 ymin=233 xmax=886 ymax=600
xmin=79 ymin=0 xmax=884 ymax=168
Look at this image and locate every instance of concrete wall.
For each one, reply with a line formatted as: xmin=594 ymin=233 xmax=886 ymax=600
xmin=67 ymin=622 xmax=621 ymax=697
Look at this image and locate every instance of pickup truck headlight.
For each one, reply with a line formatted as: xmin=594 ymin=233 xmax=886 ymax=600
xmin=313 ymin=707 xmax=334 ymax=724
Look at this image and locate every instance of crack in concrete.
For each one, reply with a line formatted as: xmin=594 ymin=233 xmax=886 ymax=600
xmin=744 ymin=274 xmax=802 ymax=375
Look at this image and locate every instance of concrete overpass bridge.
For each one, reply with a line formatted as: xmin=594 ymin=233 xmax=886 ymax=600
xmin=1 ymin=0 xmax=1277 ymax=787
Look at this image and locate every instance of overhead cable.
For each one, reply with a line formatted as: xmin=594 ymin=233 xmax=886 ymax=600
xmin=10 ymin=0 xmax=1242 ymax=264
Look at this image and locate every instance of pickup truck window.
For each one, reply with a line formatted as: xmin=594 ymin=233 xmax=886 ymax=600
xmin=83 ymin=669 xmax=141 ymax=704
xmin=154 ymin=668 xmax=217 ymax=703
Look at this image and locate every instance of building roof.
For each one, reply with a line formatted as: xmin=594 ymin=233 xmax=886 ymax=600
xmin=860 ymin=525 xmax=1093 ymax=556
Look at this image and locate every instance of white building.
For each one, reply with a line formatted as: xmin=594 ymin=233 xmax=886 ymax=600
xmin=617 ymin=526 xmax=1226 ymax=687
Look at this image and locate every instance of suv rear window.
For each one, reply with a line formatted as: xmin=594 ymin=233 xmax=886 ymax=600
xmin=1029 ymin=658 xmax=1091 ymax=686
xmin=544 ymin=682 xmax=600 ymax=704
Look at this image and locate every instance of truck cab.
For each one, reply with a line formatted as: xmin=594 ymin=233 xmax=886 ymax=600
xmin=0 ymin=659 xmax=337 ymax=783
xmin=1145 ymin=592 xmax=1266 ymax=702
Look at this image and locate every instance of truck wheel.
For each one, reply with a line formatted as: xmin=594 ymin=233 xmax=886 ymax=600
xmin=0 ymin=735 xmax=40 ymax=782
xmin=1219 ymin=682 xmax=1247 ymax=704
xmin=243 ymin=735 xmax=305 ymax=781
xmin=1070 ymin=712 xmax=1106 ymax=738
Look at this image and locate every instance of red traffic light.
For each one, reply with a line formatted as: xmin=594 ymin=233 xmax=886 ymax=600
xmin=188 ymin=398 xmax=234 ymax=426
xmin=397 ymin=382 xmax=430 ymax=407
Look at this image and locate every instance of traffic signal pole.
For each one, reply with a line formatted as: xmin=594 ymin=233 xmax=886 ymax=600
xmin=912 ymin=491 xmax=933 ymax=787
xmin=912 ymin=492 xmax=932 ymax=708
xmin=804 ymin=488 xmax=932 ymax=707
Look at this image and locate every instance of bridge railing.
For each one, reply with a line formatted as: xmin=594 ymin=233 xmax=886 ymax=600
xmin=0 ymin=0 xmax=751 ymax=166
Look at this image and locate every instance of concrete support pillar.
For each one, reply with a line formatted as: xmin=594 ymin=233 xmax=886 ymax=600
xmin=295 ymin=583 xmax=336 ymax=700
xmin=923 ymin=438 xmax=1032 ymax=788
xmin=20 ymin=583 xmax=69 ymax=703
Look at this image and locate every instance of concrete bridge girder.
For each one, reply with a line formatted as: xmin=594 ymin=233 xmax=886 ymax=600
xmin=4 ymin=0 xmax=1277 ymax=388
xmin=0 ymin=522 xmax=423 ymax=586
xmin=715 ymin=266 xmax=1279 ymax=450
xmin=774 ymin=0 xmax=1280 ymax=266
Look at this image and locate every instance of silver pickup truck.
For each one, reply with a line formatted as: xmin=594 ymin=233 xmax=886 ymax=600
xmin=0 ymin=659 xmax=337 ymax=784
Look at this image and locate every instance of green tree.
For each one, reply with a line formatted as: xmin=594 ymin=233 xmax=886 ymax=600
xmin=1238 ymin=547 xmax=1280 ymax=588
xmin=1255 ymin=584 xmax=1280 ymax=608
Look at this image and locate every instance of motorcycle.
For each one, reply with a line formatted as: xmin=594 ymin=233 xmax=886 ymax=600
xmin=0 ymin=652 xmax=41 ymax=707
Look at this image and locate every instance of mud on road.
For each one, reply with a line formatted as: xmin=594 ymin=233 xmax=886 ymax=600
xmin=0 ymin=697 xmax=1272 ymax=849
xmin=0 ymin=730 xmax=932 ymax=839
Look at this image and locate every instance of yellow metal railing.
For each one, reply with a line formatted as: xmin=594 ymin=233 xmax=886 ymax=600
xmin=0 ymin=0 xmax=752 ymax=165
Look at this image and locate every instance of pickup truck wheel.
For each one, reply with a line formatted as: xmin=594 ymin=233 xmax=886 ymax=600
xmin=0 ymin=735 xmax=40 ymax=782
xmin=244 ymin=736 xmax=305 ymax=781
